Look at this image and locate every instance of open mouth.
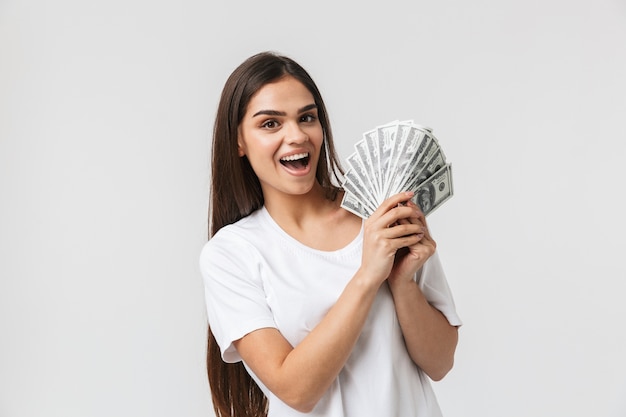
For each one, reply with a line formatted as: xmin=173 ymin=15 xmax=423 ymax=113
xmin=280 ymin=152 xmax=310 ymax=170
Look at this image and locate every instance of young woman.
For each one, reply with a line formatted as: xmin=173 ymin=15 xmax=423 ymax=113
xmin=200 ymin=51 xmax=462 ymax=417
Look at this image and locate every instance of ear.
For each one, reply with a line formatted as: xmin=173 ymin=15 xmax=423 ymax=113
xmin=237 ymin=128 xmax=246 ymax=157
xmin=237 ymin=141 xmax=245 ymax=157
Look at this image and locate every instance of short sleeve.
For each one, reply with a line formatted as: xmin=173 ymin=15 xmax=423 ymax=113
xmin=199 ymin=232 xmax=277 ymax=362
xmin=416 ymin=251 xmax=462 ymax=327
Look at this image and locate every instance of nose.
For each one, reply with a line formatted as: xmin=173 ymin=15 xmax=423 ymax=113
xmin=285 ymin=121 xmax=308 ymax=144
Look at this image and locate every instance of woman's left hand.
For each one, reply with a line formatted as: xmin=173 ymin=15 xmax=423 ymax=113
xmin=387 ymin=200 xmax=437 ymax=286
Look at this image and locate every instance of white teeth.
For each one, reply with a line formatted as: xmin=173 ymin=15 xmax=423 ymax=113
xmin=281 ymin=152 xmax=309 ymax=162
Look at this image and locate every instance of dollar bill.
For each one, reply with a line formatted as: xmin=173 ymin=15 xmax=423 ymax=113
xmin=340 ymin=120 xmax=453 ymax=219
xmin=341 ymin=190 xmax=372 ymax=218
xmin=377 ymin=120 xmax=400 ymax=195
xmin=342 ymin=169 xmax=378 ymax=214
xmin=406 ymin=146 xmax=447 ymax=192
xmin=412 ymin=163 xmax=454 ymax=216
xmin=398 ymin=135 xmax=440 ymax=193
xmin=362 ymin=128 xmax=382 ymax=200
xmin=348 ymin=147 xmax=379 ymax=205
xmin=385 ymin=125 xmax=426 ymax=197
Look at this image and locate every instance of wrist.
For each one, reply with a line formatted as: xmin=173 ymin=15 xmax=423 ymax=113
xmin=387 ymin=273 xmax=418 ymax=294
xmin=352 ymin=267 xmax=386 ymax=293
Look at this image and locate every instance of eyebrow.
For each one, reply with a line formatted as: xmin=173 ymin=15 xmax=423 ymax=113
xmin=252 ymin=103 xmax=317 ymax=118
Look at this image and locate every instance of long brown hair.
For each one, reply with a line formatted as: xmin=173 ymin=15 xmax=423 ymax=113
xmin=206 ymin=51 xmax=344 ymax=417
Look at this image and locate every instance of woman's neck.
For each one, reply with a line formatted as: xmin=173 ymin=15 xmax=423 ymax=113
xmin=263 ymin=186 xmax=361 ymax=251
xmin=264 ymin=183 xmax=333 ymax=228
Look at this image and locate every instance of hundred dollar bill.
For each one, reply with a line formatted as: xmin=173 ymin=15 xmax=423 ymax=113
xmin=376 ymin=120 xmax=400 ymax=195
xmin=406 ymin=146 xmax=447 ymax=192
xmin=362 ymin=128 xmax=382 ymax=200
xmin=341 ymin=120 xmax=454 ymax=219
xmin=342 ymin=169 xmax=378 ymax=214
xmin=412 ymin=163 xmax=454 ymax=217
xmin=347 ymin=148 xmax=379 ymax=206
xmin=385 ymin=124 xmax=426 ymax=197
xmin=392 ymin=130 xmax=437 ymax=195
xmin=340 ymin=190 xmax=372 ymax=219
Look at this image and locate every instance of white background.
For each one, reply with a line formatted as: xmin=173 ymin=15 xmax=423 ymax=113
xmin=1 ymin=1 xmax=625 ymax=416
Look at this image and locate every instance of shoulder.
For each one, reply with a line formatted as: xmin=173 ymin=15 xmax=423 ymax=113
xmin=202 ymin=209 xmax=267 ymax=252
xmin=199 ymin=209 xmax=273 ymax=277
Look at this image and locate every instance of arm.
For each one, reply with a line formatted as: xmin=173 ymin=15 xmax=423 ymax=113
xmin=387 ymin=274 xmax=458 ymax=381
xmin=233 ymin=192 xmax=425 ymax=413
xmin=234 ymin=270 xmax=380 ymax=413
xmin=387 ymin=201 xmax=459 ymax=381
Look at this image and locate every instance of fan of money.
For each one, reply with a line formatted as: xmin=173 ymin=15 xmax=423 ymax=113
xmin=340 ymin=120 xmax=454 ymax=219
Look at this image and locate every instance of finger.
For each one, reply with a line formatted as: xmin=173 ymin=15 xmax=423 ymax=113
xmin=393 ymin=203 xmax=424 ymax=233
xmin=405 ymin=200 xmax=426 ymax=223
xmin=363 ymin=226 xmax=423 ymax=257
xmin=404 ymin=200 xmax=432 ymax=230
xmin=380 ymin=206 xmax=422 ymax=231
xmin=371 ymin=192 xmax=415 ymax=219
xmin=401 ymin=201 xmax=435 ymax=247
xmin=382 ymin=219 xmax=425 ymax=246
xmin=396 ymin=217 xmax=423 ymax=236
xmin=389 ymin=232 xmax=424 ymax=250
xmin=415 ymin=221 xmax=436 ymax=249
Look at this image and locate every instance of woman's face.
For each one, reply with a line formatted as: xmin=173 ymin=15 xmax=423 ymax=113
xmin=237 ymin=76 xmax=324 ymax=200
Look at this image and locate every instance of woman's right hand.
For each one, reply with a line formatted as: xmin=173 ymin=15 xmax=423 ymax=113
xmin=359 ymin=191 xmax=426 ymax=286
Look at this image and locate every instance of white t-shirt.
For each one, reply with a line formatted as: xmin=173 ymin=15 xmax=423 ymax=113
xmin=200 ymin=207 xmax=462 ymax=417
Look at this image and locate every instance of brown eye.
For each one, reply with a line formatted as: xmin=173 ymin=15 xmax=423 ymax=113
xmin=261 ymin=120 xmax=279 ymax=129
xmin=301 ymin=114 xmax=316 ymax=123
